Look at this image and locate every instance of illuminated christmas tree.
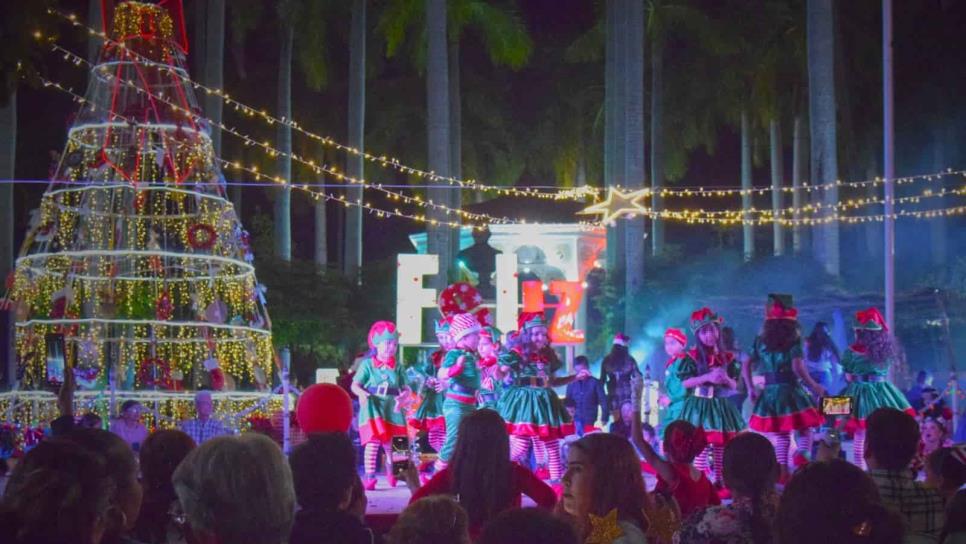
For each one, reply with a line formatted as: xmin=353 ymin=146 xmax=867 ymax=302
xmin=6 ymin=1 xmax=273 ymax=411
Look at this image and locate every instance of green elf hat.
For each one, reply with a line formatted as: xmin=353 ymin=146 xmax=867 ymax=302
xmin=689 ymin=307 xmax=723 ymax=333
xmin=481 ymin=326 xmax=503 ymax=344
xmin=518 ymin=312 xmax=548 ymax=331
xmin=854 ymin=307 xmax=888 ymax=332
xmin=765 ymin=293 xmax=798 ymax=320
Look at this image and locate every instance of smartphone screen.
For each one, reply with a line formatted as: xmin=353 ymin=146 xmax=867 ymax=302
xmin=391 ymin=436 xmax=410 ymax=455
xmin=821 ymin=396 xmax=853 ymax=416
xmin=45 ymin=334 xmax=67 ymax=386
xmin=392 ymin=460 xmax=409 ymax=477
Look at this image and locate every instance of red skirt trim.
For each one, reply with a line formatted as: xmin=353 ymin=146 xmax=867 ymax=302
xmin=408 ymin=416 xmax=445 ymax=432
xmin=359 ymin=418 xmax=409 ymax=445
xmin=703 ymin=429 xmax=741 ymax=446
xmin=506 ymin=421 xmax=576 ymax=440
xmin=749 ymin=409 xmax=823 ymax=433
xmin=840 ymin=407 xmax=917 ymax=434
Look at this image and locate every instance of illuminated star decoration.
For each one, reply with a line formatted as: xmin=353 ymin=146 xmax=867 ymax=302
xmin=586 ymin=508 xmax=625 ymax=544
xmin=578 ymin=187 xmax=649 ymax=225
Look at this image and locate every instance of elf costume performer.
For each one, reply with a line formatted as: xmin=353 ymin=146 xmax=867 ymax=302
xmin=477 ymin=326 xmax=505 ymax=410
xmin=744 ymin=294 xmax=825 ymax=479
xmin=660 ymin=327 xmax=689 ymax=434
xmin=437 ymin=313 xmax=483 ymax=467
xmin=677 ymin=307 xmax=746 ymax=486
xmin=838 ymin=307 xmax=915 ymax=468
xmin=350 ymin=321 xmax=409 ymax=490
xmin=499 ymin=312 xmax=575 ymax=485
xmin=409 ymin=318 xmax=450 ymax=455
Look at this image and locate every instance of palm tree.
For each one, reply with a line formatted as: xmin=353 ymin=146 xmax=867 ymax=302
xmin=425 ymin=0 xmax=451 ymax=290
xmin=604 ymin=0 xmax=626 ymax=279
xmin=624 ymin=0 xmax=646 ymax=335
xmin=0 ymin=93 xmax=13 ymax=289
xmin=344 ymin=0 xmax=366 ymax=279
xmin=740 ymin=110 xmax=754 ymax=260
xmin=806 ymin=0 xmax=839 ymax=276
xmin=87 ymin=0 xmax=102 ymax=63
xmin=275 ymin=1 xmax=296 ymax=262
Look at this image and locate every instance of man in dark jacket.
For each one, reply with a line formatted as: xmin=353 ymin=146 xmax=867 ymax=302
xmin=565 ymin=356 xmax=609 ymax=436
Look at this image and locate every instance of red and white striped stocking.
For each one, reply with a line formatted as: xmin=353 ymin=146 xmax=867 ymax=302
xmin=533 ymin=437 xmax=548 ymax=467
xmin=768 ymin=431 xmax=791 ymax=469
xmin=712 ymin=445 xmax=725 ymax=485
xmin=853 ymin=430 xmax=866 ymax=469
xmin=510 ymin=435 xmax=531 ymax=464
xmin=694 ymin=445 xmax=712 ymax=479
xmin=364 ymin=441 xmax=381 ymax=478
xmin=428 ymin=427 xmax=446 ymax=453
xmin=543 ymin=439 xmax=563 ymax=482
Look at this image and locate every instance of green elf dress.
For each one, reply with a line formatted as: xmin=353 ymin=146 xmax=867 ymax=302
xmin=438 ymin=348 xmax=481 ymax=462
xmin=660 ymin=353 xmax=687 ymax=434
xmin=498 ymin=349 xmax=575 ymax=440
xmin=408 ymin=349 xmax=446 ymax=433
xmin=839 ymin=345 xmax=914 ymax=433
xmin=677 ymin=349 xmax=746 ymax=446
xmin=748 ymin=338 xmax=823 ymax=432
xmin=353 ymin=355 xmax=408 ymax=445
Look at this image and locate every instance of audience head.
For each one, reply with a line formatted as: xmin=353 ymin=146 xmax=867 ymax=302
xmin=0 ymin=438 xmax=115 ymax=544
xmin=564 ymin=398 xmax=577 ymax=418
xmin=79 ymin=412 xmax=103 ymax=429
xmin=864 ymin=408 xmax=919 ymax=470
xmin=723 ymin=432 xmax=778 ymax=544
xmin=119 ymin=400 xmax=143 ymax=423
xmin=387 ymin=495 xmax=471 ymax=544
xmin=172 ymin=433 xmax=295 ymax=544
xmin=560 ymin=433 xmax=649 ymax=537
xmin=663 ymin=420 xmax=707 ymax=464
xmin=64 ymin=428 xmax=142 ymax=534
xmin=619 ymin=401 xmax=634 ymax=423
xmin=478 ymin=508 xmax=579 ymax=544
xmin=289 ymin=432 xmax=357 ymax=512
xmin=920 ymin=416 xmax=947 ymax=449
xmin=574 ymin=356 xmax=589 ymax=372
xmin=777 ymin=459 xmax=904 ymax=544
xmin=933 ymin=445 xmax=966 ymax=499
xmin=140 ymin=430 xmax=196 ymax=497
xmin=194 ymin=390 xmax=214 ymax=420
xmin=916 ymin=370 xmax=932 ymax=386
xmin=450 ymin=408 xmax=513 ymax=528
xmin=941 ymin=490 xmax=966 ymax=543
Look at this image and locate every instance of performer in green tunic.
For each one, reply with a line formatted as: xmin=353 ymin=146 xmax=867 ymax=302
xmin=744 ymin=294 xmax=825 ymax=479
xmin=660 ymin=327 xmax=689 ymax=434
xmin=437 ymin=313 xmax=483 ymax=466
xmin=409 ymin=318 xmax=450 ymax=455
xmin=477 ymin=326 xmax=505 ymax=410
xmin=350 ymin=321 xmax=408 ymax=490
xmin=838 ymin=307 xmax=915 ymax=468
xmin=677 ymin=307 xmax=746 ymax=486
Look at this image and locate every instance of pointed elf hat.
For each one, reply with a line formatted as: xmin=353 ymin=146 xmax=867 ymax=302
xmin=613 ymin=333 xmax=630 ymax=346
xmin=766 ymin=293 xmax=798 ymax=320
xmin=450 ymin=312 xmax=482 ymax=341
xmin=368 ymin=321 xmax=399 ymax=348
xmin=690 ymin=307 xmax=723 ymax=332
xmin=518 ymin=311 xmax=548 ymax=331
xmin=664 ymin=328 xmax=688 ymax=346
xmin=854 ymin=307 xmax=888 ymax=332
xmin=481 ymin=326 xmax=503 ymax=343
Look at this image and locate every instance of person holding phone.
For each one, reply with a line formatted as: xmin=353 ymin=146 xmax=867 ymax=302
xmin=744 ymin=294 xmax=825 ymax=482
xmin=839 ymin=308 xmax=915 ymax=469
xmin=351 ymin=321 xmax=409 ymax=490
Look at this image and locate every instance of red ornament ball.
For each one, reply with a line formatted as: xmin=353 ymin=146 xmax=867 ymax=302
xmin=296 ymin=383 xmax=353 ymax=434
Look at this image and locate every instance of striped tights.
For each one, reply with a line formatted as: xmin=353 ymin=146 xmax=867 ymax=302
xmin=364 ymin=441 xmax=387 ymax=477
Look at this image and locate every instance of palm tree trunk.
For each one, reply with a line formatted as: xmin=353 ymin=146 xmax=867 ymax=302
xmin=770 ymin=118 xmax=784 ymax=256
xmin=929 ymin=125 xmax=947 ymax=268
xmin=605 ymin=0 xmax=627 ymax=282
xmin=449 ymin=38 xmax=462 ymax=256
xmin=344 ymin=0 xmax=365 ymax=280
xmin=624 ymin=0 xmax=646 ymax=334
xmin=87 ymin=0 xmax=102 ymax=63
xmin=314 ymin=172 xmax=327 ymax=270
xmin=275 ymin=21 xmax=293 ymax=262
xmin=807 ymin=0 xmax=839 ymax=276
xmin=792 ymin=114 xmax=805 ymax=253
xmin=0 ymin=92 xmax=14 ymax=288
xmin=650 ymin=41 xmax=665 ymax=257
xmin=0 ymin=91 xmax=12 ymax=387
xmin=741 ymin=110 xmax=754 ymax=261
xmin=426 ymin=0 xmax=451 ymax=291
